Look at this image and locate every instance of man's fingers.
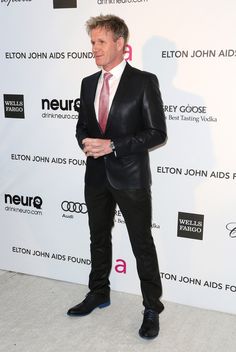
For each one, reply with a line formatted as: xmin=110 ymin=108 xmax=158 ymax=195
xmin=82 ymin=138 xmax=111 ymax=158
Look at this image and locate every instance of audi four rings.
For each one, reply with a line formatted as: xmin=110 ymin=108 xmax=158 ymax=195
xmin=61 ymin=201 xmax=87 ymax=214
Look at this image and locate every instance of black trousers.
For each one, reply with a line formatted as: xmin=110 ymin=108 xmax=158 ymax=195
xmin=85 ymin=184 xmax=164 ymax=314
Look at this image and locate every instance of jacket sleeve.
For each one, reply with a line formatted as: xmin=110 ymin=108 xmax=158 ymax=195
xmin=75 ymin=79 xmax=89 ymax=150
xmin=113 ymin=74 xmax=167 ymax=157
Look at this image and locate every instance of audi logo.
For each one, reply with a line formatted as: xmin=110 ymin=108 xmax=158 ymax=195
xmin=61 ymin=201 xmax=87 ymax=214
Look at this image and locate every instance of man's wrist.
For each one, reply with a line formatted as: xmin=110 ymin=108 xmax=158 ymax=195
xmin=109 ymin=140 xmax=117 ymax=156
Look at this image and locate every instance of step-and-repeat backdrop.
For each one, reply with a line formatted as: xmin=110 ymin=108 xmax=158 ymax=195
xmin=1 ymin=0 xmax=236 ymax=314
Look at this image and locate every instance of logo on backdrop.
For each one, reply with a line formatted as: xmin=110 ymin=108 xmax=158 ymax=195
xmin=226 ymin=223 xmax=236 ymax=238
xmin=1 ymin=0 xmax=32 ymax=6
xmin=97 ymin=0 xmax=148 ymax=5
xmin=4 ymin=94 xmax=25 ymax=119
xmin=114 ymin=259 xmax=127 ymax=274
xmin=53 ymin=0 xmax=77 ymax=8
xmin=4 ymin=193 xmax=43 ymax=216
xmin=164 ymin=104 xmax=218 ymax=124
xmin=41 ymin=98 xmax=79 ymax=120
xmin=61 ymin=200 xmax=87 ymax=219
xmin=61 ymin=201 xmax=87 ymax=214
xmin=114 ymin=207 xmax=160 ymax=230
xmin=162 ymin=48 xmax=236 ymax=59
xmin=177 ymin=212 xmax=204 ymax=240
xmin=124 ymin=44 xmax=132 ymax=61
xmin=5 ymin=47 xmax=130 ymax=61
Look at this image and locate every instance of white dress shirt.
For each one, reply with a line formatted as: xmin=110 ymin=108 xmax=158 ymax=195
xmin=94 ymin=60 xmax=127 ymax=120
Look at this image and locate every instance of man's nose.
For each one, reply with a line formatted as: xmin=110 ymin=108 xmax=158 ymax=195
xmin=92 ymin=43 xmax=99 ymax=52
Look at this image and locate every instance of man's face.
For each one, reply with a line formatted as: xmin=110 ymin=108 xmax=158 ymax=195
xmin=90 ymin=27 xmax=124 ymax=71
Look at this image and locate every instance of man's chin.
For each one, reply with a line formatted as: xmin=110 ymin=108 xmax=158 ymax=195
xmin=95 ymin=59 xmax=102 ymax=65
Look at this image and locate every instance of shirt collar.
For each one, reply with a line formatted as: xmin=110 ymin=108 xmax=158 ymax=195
xmin=101 ymin=60 xmax=126 ymax=79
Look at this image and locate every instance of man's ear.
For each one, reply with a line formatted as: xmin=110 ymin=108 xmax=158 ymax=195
xmin=117 ymin=36 xmax=125 ymax=52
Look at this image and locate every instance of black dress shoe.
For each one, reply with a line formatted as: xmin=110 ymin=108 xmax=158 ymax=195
xmin=67 ymin=292 xmax=110 ymax=316
xmin=139 ymin=309 xmax=160 ymax=339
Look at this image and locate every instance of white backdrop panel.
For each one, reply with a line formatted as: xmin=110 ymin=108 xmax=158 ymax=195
xmin=1 ymin=0 xmax=236 ymax=314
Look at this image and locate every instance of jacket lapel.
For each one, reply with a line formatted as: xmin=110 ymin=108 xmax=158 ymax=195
xmin=105 ymin=63 xmax=132 ymax=132
xmin=89 ymin=71 xmax=103 ymax=133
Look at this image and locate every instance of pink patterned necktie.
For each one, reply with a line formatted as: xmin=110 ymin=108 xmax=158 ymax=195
xmin=98 ymin=72 xmax=112 ymax=133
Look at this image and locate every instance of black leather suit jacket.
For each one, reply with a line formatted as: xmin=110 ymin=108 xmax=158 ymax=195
xmin=76 ymin=62 xmax=167 ymax=189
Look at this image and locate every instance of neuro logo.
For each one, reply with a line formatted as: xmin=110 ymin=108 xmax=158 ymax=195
xmin=53 ymin=0 xmax=77 ymax=8
xmin=41 ymin=98 xmax=80 ymax=111
xmin=4 ymin=94 xmax=25 ymax=119
xmin=4 ymin=194 xmax=43 ymax=216
xmin=177 ymin=212 xmax=204 ymax=240
xmin=41 ymin=98 xmax=80 ymax=120
xmin=5 ymin=194 xmax=42 ymax=209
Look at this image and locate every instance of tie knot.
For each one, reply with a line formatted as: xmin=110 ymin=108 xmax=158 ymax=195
xmin=104 ymin=72 xmax=112 ymax=81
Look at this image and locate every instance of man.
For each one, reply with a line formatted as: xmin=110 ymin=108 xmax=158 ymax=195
xmin=67 ymin=14 xmax=167 ymax=339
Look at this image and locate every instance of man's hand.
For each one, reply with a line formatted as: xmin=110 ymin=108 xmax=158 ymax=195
xmin=82 ymin=138 xmax=112 ymax=159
